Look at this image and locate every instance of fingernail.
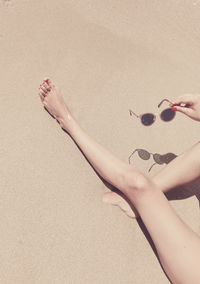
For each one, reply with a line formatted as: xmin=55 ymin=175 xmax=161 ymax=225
xmin=172 ymin=107 xmax=177 ymax=111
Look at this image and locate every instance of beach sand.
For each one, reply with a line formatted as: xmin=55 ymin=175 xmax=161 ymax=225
xmin=1 ymin=0 xmax=200 ymax=283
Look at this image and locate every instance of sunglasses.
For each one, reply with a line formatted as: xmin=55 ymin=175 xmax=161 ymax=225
xmin=128 ymin=148 xmax=177 ymax=172
xmin=129 ymin=99 xmax=176 ymax=126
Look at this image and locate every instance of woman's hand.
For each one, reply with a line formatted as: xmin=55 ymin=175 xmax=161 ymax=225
xmin=170 ymin=94 xmax=200 ymax=122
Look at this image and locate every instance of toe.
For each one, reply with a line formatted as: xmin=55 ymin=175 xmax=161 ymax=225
xmin=102 ymin=192 xmax=120 ymax=205
xmin=43 ymin=77 xmax=50 ymax=84
xmin=46 ymin=78 xmax=55 ymax=90
xmin=39 ymin=87 xmax=46 ymax=96
xmin=43 ymin=77 xmax=51 ymax=86
xmin=40 ymin=85 xmax=47 ymax=94
xmin=41 ymin=78 xmax=55 ymax=91
xmin=43 ymin=82 xmax=51 ymax=92
xmin=102 ymin=192 xmax=137 ymax=219
xmin=38 ymin=92 xmax=44 ymax=102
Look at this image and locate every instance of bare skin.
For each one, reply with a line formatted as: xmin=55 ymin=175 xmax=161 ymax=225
xmin=38 ymin=79 xmax=200 ymax=284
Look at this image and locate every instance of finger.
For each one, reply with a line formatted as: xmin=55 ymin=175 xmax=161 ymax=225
xmin=171 ymin=94 xmax=196 ymax=107
xmin=174 ymin=106 xmax=194 ymax=116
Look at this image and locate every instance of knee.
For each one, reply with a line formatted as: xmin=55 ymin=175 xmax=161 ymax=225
xmin=122 ymin=168 xmax=152 ymax=195
xmin=132 ymin=174 xmax=151 ymax=192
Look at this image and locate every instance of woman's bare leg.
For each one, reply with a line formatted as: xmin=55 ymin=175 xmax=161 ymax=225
xmin=103 ymin=141 xmax=200 ymax=218
xmin=38 ymin=79 xmax=200 ymax=284
xmin=126 ymin=179 xmax=200 ymax=284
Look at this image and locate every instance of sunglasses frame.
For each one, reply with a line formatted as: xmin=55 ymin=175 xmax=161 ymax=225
xmin=128 ymin=148 xmax=178 ymax=172
xmin=129 ymin=99 xmax=176 ymax=126
xmin=128 ymin=148 xmax=163 ymax=172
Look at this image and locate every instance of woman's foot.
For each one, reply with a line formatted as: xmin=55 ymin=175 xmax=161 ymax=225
xmin=38 ymin=78 xmax=72 ymax=128
xmin=102 ymin=191 xmax=139 ymax=219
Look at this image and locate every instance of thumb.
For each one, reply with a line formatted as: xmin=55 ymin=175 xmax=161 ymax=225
xmin=174 ymin=106 xmax=193 ymax=117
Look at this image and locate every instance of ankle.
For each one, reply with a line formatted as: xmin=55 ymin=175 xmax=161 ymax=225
xmin=59 ymin=113 xmax=76 ymax=131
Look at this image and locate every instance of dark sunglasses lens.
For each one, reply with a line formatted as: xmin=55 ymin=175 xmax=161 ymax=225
xmin=141 ymin=113 xmax=155 ymax=126
xmin=161 ymin=108 xmax=175 ymax=121
xmin=153 ymin=153 xmax=163 ymax=164
xmin=161 ymin=153 xmax=177 ymax=164
xmin=138 ymin=150 xmax=150 ymax=160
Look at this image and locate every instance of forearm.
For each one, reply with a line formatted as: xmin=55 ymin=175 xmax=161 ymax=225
xmin=61 ymin=115 xmax=131 ymax=192
xmin=151 ymin=141 xmax=200 ymax=192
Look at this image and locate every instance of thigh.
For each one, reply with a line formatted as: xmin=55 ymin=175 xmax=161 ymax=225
xmin=134 ymin=182 xmax=200 ymax=284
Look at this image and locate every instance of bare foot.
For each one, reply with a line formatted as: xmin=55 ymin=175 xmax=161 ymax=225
xmin=38 ymin=78 xmax=72 ymax=128
xmin=102 ymin=191 xmax=139 ymax=219
xmin=38 ymin=78 xmax=138 ymax=219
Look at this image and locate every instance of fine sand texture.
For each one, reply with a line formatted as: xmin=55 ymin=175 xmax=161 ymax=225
xmin=1 ymin=1 xmax=200 ymax=283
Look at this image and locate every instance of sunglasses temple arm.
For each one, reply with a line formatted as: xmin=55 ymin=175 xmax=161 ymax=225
xmin=148 ymin=162 xmax=157 ymax=172
xmin=128 ymin=149 xmax=138 ymax=164
xmin=157 ymin=99 xmax=174 ymax=108
xmin=129 ymin=109 xmax=139 ymax=118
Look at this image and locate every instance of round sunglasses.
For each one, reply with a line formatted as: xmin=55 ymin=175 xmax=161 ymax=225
xmin=129 ymin=99 xmax=176 ymax=126
xmin=128 ymin=148 xmax=177 ymax=172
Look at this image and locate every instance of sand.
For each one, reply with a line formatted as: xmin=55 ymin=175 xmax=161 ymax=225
xmin=1 ymin=0 xmax=200 ymax=283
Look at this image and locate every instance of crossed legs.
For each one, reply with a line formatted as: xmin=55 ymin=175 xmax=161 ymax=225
xmin=38 ymin=78 xmax=200 ymax=284
xmin=103 ymin=141 xmax=200 ymax=218
xmin=122 ymin=144 xmax=200 ymax=284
